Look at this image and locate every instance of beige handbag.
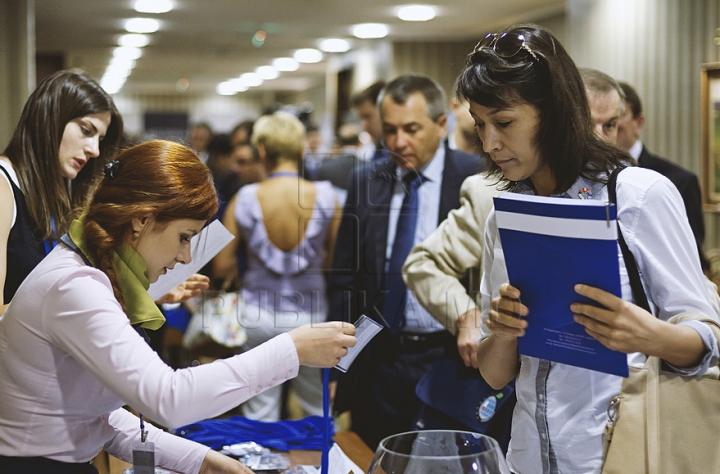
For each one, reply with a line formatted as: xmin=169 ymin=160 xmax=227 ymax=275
xmin=603 ymin=169 xmax=720 ymax=473
xmin=602 ymin=313 xmax=720 ymax=474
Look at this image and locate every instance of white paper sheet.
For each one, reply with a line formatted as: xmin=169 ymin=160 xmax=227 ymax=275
xmin=286 ymin=443 xmax=365 ymax=474
xmin=147 ymin=220 xmax=234 ymax=300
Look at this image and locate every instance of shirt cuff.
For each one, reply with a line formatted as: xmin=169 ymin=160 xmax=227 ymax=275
xmin=664 ymin=320 xmax=720 ymax=376
xmin=153 ymin=430 xmax=210 ymax=474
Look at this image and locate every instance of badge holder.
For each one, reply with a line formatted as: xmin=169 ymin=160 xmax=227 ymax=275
xmin=132 ymin=414 xmax=155 ymax=474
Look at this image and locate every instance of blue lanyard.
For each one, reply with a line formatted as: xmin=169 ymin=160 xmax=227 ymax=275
xmin=267 ymin=171 xmax=299 ymax=179
xmin=322 ymin=368 xmax=330 ymax=474
xmin=43 ymin=217 xmax=58 ymax=256
xmin=139 ymin=413 xmax=148 ymax=442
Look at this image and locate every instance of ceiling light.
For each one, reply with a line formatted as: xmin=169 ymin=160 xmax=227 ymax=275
xmin=293 ymin=48 xmax=323 ymax=63
xmin=134 ymin=0 xmax=172 ymax=14
xmin=125 ymin=18 xmax=160 ymax=34
xmin=272 ymin=57 xmax=299 ymax=72
xmin=109 ymin=57 xmax=136 ymax=69
xmin=227 ymin=78 xmax=249 ymax=92
xmin=101 ymin=76 xmax=126 ymax=94
xmin=397 ymin=5 xmax=436 ymax=21
xmin=352 ymin=23 xmax=389 ymax=39
xmin=255 ymin=65 xmax=279 ymax=80
xmin=176 ymin=77 xmax=190 ymax=92
xmin=239 ymin=72 xmax=263 ymax=87
xmin=217 ymin=82 xmax=238 ymax=96
xmin=105 ymin=64 xmax=133 ymax=78
xmin=318 ymin=38 xmax=351 ymax=53
xmin=113 ymin=47 xmax=143 ymax=60
xmin=119 ymin=34 xmax=150 ymax=48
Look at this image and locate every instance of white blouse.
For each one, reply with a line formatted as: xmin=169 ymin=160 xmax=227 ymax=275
xmin=480 ymin=167 xmax=719 ymax=474
xmin=0 ymin=244 xmax=299 ymax=473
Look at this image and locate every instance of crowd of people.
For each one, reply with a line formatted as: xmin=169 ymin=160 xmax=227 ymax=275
xmin=1 ymin=22 xmax=719 ymax=474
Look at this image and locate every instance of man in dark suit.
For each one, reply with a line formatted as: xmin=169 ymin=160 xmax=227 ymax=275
xmin=352 ymin=81 xmax=387 ymax=162
xmin=616 ymin=81 xmax=705 ymax=252
xmin=328 ymin=75 xmax=481 ymax=449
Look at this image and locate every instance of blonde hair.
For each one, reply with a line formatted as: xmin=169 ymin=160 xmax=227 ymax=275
xmin=251 ymin=111 xmax=306 ymax=167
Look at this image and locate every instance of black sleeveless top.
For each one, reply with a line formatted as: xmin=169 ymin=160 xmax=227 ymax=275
xmin=0 ymin=165 xmax=46 ymax=302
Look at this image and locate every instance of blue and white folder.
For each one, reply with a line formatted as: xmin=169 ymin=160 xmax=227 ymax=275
xmin=494 ymin=192 xmax=628 ymax=377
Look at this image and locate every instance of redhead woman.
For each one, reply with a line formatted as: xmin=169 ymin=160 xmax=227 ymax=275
xmin=0 ymin=140 xmax=355 ymax=473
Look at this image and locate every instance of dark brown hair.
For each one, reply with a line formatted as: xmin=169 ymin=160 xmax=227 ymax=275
xmin=456 ymin=24 xmax=629 ymax=193
xmin=83 ymin=140 xmax=218 ymax=307
xmin=3 ymin=69 xmax=123 ymax=239
xmin=378 ymin=75 xmax=447 ymax=122
xmin=352 ymin=81 xmax=386 ymax=108
xmin=618 ymin=81 xmax=642 ymax=118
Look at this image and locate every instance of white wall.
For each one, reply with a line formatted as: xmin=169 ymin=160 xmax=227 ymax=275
xmin=0 ymin=0 xmax=35 ymax=149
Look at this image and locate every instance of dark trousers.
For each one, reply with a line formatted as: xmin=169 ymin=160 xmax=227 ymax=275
xmin=350 ymin=331 xmax=452 ymax=450
xmin=0 ymin=455 xmax=99 ymax=474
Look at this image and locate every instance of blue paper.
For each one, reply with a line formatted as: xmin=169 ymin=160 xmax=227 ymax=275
xmin=494 ymin=192 xmax=628 ymax=377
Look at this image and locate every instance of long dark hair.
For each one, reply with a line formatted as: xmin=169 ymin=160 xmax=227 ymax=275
xmin=456 ymin=24 xmax=628 ymax=193
xmin=83 ymin=140 xmax=218 ymax=308
xmin=3 ymin=70 xmax=123 ymax=239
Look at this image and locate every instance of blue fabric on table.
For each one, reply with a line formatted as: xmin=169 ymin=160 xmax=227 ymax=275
xmin=171 ymin=415 xmax=333 ymax=451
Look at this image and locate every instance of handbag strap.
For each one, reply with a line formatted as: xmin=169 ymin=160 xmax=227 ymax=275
xmin=608 ymin=167 xmax=659 ymax=472
xmin=607 ymin=168 xmax=651 ymax=313
xmin=645 ymin=355 xmax=661 ymax=473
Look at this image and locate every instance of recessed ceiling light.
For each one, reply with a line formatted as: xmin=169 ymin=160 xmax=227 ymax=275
xmin=105 ymin=64 xmax=133 ymax=78
xmin=228 ymin=78 xmax=249 ymax=92
xmin=397 ymin=5 xmax=436 ymax=22
xmin=217 ymin=82 xmax=238 ymax=96
xmin=134 ymin=0 xmax=172 ymax=14
xmin=318 ymin=38 xmax=351 ymax=53
xmin=239 ymin=72 xmax=263 ymax=87
xmin=294 ymin=48 xmax=323 ymax=63
xmin=113 ymin=47 xmax=143 ymax=60
xmin=272 ymin=57 xmax=299 ymax=72
xmin=255 ymin=65 xmax=279 ymax=80
xmin=176 ymin=77 xmax=190 ymax=92
xmin=118 ymin=34 xmax=149 ymax=48
xmin=101 ymin=76 xmax=125 ymax=94
xmin=109 ymin=57 xmax=136 ymax=69
xmin=352 ymin=23 xmax=389 ymax=39
xmin=125 ymin=18 xmax=160 ymax=34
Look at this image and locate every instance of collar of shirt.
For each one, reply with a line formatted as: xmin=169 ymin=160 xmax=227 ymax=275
xmin=515 ymin=174 xmax=607 ymax=201
xmin=396 ymin=143 xmax=445 ymax=183
xmin=628 ymin=139 xmax=643 ymax=161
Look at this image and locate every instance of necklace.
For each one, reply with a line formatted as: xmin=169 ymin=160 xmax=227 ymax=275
xmin=267 ymin=171 xmax=299 ymax=179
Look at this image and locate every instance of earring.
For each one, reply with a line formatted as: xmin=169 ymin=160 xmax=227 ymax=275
xmin=133 ymin=230 xmax=139 ymax=239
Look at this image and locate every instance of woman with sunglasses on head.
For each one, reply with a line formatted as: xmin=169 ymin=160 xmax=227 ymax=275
xmin=0 ymin=140 xmax=356 ymax=473
xmin=459 ymin=24 xmax=719 ymax=473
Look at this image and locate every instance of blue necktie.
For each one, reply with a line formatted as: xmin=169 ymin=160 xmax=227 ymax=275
xmin=382 ymin=172 xmax=427 ymax=333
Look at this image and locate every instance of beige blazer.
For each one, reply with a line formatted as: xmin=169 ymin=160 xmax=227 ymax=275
xmin=403 ymin=173 xmax=500 ymax=335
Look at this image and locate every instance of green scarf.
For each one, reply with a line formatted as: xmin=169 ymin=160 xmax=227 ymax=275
xmin=67 ymin=218 xmax=166 ymax=330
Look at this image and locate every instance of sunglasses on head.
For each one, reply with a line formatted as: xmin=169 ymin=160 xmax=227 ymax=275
xmin=474 ymin=32 xmax=539 ymax=62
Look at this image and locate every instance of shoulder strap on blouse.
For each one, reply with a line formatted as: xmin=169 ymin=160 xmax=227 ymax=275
xmin=608 ymin=167 xmax=651 ymax=313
